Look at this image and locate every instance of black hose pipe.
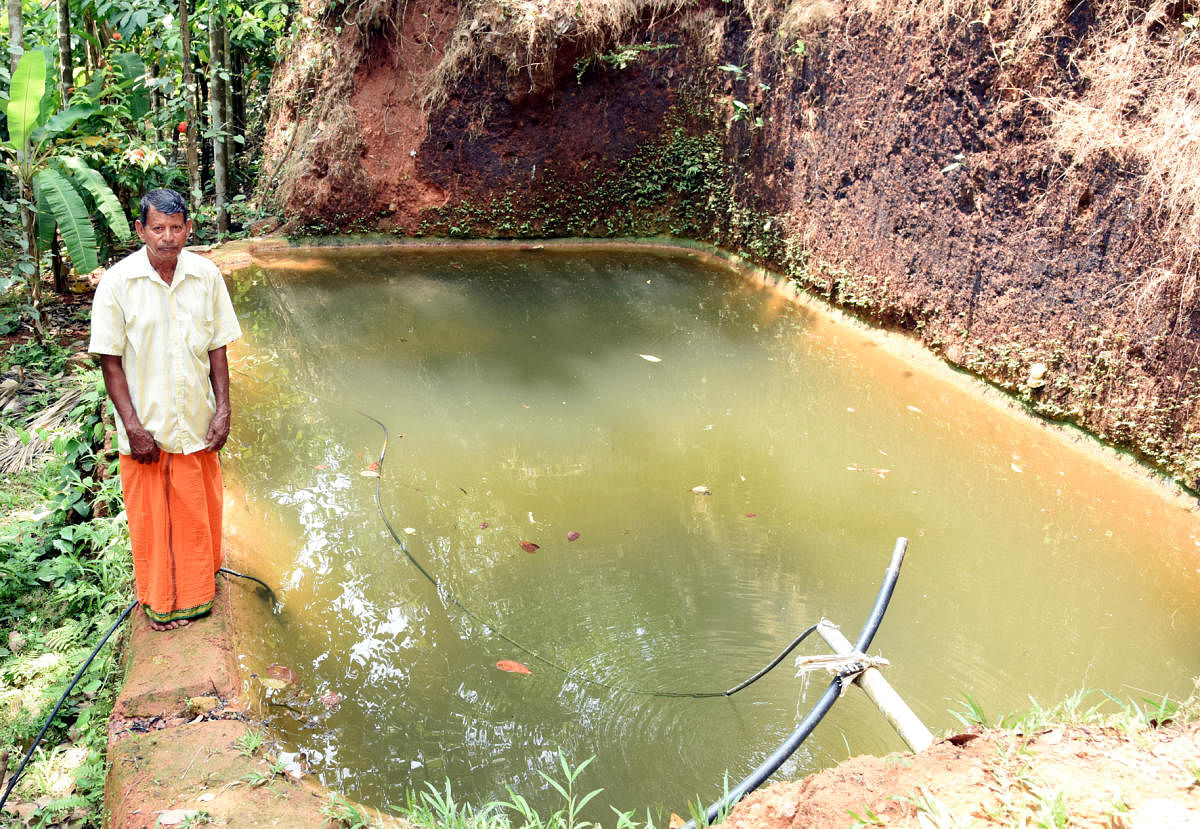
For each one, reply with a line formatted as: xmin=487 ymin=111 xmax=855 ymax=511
xmin=684 ymin=537 xmax=909 ymax=828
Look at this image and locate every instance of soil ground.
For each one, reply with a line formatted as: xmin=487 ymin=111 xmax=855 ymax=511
xmin=726 ymin=721 xmax=1200 ymax=828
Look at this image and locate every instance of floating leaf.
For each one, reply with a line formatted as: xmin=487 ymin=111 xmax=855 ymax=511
xmin=266 ymin=664 xmax=297 ymax=684
xmin=367 ymin=461 xmax=380 ymax=471
xmin=691 ymin=485 xmax=711 ymax=495
xmin=566 ymin=531 xmax=580 ymax=542
xmin=639 ymin=354 xmax=662 ymax=363
xmin=360 ymin=469 xmax=380 ymax=478
xmin=519 ymin=541 xmax=539 ymax=553
xmin=404 ymin=527 xmax=416 ymax=535
xmin=314 ymin=463 xmax=329 ymax=470
xmin=480 ymin=521 xmax=489 ymax=529
xmin=319 ymin=691 xmax=341 ymax=709
xmin=745 ymin=513 xmax=757 ymax=518
xmin=497 ymin=660 xmax=532 ymax=674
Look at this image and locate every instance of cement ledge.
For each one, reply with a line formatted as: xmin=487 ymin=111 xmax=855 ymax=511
xmin=105 ymin=581 xmax=401 ymax=828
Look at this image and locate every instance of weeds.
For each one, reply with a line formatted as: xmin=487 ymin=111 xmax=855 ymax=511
xmin=235 ymin=728 xmax=267 ymax=757
xmin=0 ymin=346 xmax=133 ymax=827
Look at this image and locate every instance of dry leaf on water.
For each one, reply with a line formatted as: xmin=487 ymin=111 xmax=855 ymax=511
xmin=265 ymin=664 xmax=297 ymax=684
xmin=567 ymin=531 xmax=580 ymax=542
xmin=519 ymin=541 xmax=539 ymax=553
xmin=496 ymin=660 xmax=532 ymax=674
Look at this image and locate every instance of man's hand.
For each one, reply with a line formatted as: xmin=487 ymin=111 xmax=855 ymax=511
xmin=204 ymin=407 xmax=230 ymax=452
xmin=127 ymin=425 xmax=161 ymax=464
xmin=100 ymin=354 xmax=160 ymax=464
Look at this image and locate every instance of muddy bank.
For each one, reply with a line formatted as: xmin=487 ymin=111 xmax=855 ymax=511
xmin=257 ymin=0 xmax=1200 ymax=486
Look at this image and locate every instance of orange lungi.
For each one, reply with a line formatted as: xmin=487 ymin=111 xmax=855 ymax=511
xmin=119 ymin=451 xmax=224 ymax=623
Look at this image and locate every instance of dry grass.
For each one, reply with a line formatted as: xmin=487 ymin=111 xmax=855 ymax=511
xmin=1034 ymin=0 xmax=1200 ymax=283
xmin=422 ymin=0 xmax=693 ymax=112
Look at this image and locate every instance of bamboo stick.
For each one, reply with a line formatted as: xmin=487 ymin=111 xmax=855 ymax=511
xmin=816 ymin=619 xmax=934 ymax=753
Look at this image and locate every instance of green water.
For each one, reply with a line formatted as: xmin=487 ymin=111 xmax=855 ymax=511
xmin=225 ymin=245 xmax=1200 ymax=815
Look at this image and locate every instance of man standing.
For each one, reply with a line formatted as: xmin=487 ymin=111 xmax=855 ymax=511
xmin=89 ymin=189 xmax=242 ymax=631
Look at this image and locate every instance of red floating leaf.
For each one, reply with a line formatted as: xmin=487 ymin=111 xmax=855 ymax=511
xmin=566 ymin=531 xmax=580 ymax=542
xmin=496 ymin=660 xmax=532 ymax=674
xmin=319 ymin=691 xmax=342 ymax=709
xmin=480 ymin=522 xmax=489 ymax=529
xmin=745 ymin=513 xmax=757 ymax=518
xmin=265 ymin=664 xmax=297 ymax=684
xmin=314 ymin=464 xmax=329 ymax=471
xmin=367 ymin=461 xmax=380 ymax=471
xmin=519 ymin=541 xmax=539 ymax=553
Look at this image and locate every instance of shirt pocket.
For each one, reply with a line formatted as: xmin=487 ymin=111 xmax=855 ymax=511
xmin=184 ymin=308 xmax=215 ymax=357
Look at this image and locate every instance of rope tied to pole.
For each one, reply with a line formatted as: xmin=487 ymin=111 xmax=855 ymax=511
xmin=794 ymin=651 xmax=891 ymax=696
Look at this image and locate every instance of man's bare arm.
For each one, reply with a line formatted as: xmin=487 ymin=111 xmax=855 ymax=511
xmin=204 ymin=346 xmax=231 ymax=452
xmin=99 ymin=354 xmax=160 ymax=464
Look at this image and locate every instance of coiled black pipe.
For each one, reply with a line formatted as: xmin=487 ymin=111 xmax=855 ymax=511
xmin=684 ymin=536 xmax=909 ymax=828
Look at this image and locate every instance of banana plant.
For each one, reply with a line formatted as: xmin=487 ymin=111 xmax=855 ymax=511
xmin=2 ymin=49 xmax=131 ymax=335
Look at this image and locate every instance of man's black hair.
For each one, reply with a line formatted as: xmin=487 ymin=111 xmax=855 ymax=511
xmin=139 ymin=189 xmax=189 ymax=224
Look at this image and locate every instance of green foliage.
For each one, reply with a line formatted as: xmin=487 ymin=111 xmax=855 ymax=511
xmin=2 ymin=50 xmax=133 ymax=311
xmin=2 ymin=338 xmax=72 ymax=374
xmin=0 ymin=368 xmax=132 ymax=827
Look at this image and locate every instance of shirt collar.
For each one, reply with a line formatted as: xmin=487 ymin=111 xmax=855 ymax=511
xmin=127 ymin=246 xmax=194 ymax=287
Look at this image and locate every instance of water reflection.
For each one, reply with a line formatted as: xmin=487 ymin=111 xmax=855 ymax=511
xmin=224 ymin=246 xmax=1200 ymax=816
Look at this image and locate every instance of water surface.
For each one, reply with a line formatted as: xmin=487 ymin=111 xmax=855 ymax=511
xmin=224 ymin=246 xmax=1200 ymax=815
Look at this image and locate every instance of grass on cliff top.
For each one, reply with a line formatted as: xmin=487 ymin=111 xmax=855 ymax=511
xmin=420 ymin=0 xmax=1200 ymax=289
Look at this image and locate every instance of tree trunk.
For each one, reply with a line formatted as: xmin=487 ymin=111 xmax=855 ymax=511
xmin=208 ymin=2 xmax=228 ymax=234
xmin=84 ymin=12 xmax=99 ymax=71
xmin=180 ymin=0 xmax=200 ymax=203
xmin=230 ymin=47 xmax=246 ymax=150
xmin=55 ymin=0 xmax=72 ymax=104
xmin=6 ymin=0 xmax=22 ymax=76
xmin=51 ymin=231 xmax=69 ymax=293
xmin=222 ymin=21 xmax=234 ymax=181
xmin=18 ymin=192 xmax=44 ymax=341
xmin=149 ymin=62 xmax=164 ymax=147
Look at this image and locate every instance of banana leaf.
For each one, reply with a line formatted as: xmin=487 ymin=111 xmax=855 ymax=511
xmin=33 ymin=167 xmax=98 ymax=274
xmin=39 ymin=104 xmax=99 ymax=142
xmin=5 ymin=51 xmax=47 ymax=151
xmin=57 ymin=156 xmax=132 ymax=241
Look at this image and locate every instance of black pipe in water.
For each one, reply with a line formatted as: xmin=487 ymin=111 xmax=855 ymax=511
xmin=684 ymin=537 xmax=909 ymax=828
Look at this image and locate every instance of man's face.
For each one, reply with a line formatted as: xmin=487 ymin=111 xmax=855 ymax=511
xmin=136 ymin=206 xmax=191 ymax=265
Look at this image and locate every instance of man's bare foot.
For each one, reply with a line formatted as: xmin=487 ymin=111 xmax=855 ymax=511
xmin=148 ymin=617 xmax=190 ymax=631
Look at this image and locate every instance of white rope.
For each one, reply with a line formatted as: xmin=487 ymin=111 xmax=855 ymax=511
xmin=795 ymin=651 xmax=891 ymax=697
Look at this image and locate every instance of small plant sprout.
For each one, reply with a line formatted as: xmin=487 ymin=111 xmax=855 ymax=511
xmin=847 ymin=802 xmax=885 ymax=827
xmin=537 ymin=752 xmax=602 ymax=829
xmin=235 ymin=728 xmax=266 ymax=757
xmin=949 ymin=692 xmax=992 ymax=729
xmin=323 ymin=793 xmax=372 ymax=828
xmin=717 ymin=63 xmax=746 ymax=78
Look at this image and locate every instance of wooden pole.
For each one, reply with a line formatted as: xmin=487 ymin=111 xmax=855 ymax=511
xmin=816 ymin=619 xmax=934 ymax=753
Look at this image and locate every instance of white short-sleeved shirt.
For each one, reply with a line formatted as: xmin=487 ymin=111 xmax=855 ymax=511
xmin=89 ymin=246 xmax=242 ymax=455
